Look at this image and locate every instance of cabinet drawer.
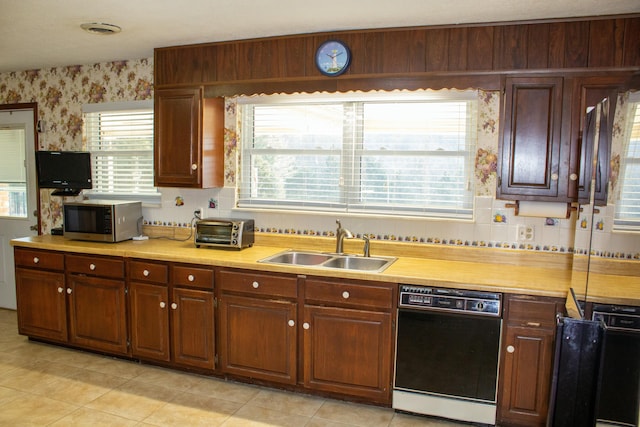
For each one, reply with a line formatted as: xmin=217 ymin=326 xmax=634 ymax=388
xmin=129 ymin=260 xmax=169 ymax=284
xmin=304 ymin=278 xmax=393 ymax=311
xmin=172 ymin=265 xmax=213 ymax=289
xmin=14 ymin=248 xmax=64 ymax=271
xmin=219 ymin=269 xmax=297 ymax=299
xmin=66 ymin=254 xmax=125 ymax=279
xmin=506 ymin=296 xmax=560 ymax=329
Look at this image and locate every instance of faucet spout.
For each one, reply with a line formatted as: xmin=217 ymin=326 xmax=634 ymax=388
xmin=335 ymin=219 xmax=353 ymax=254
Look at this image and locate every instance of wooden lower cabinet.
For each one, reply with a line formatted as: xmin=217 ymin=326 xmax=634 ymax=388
xmin=66 ymin=274 xmax=128 ymax=355
xmin=129 ymin=260 xmax=215 ymax=371
xmin=170 ymin=287 xmax=215 ymax=370
xmin=217 ymin=269 xmax=298 ymax=384
xmin=497 ymin=294 xmax=563 ymax=426
xmin=303 ymin=277 xmax=395 ymax=404
xmin=14 ymin=248 xmax=67 ymax=342
xmin=219 ymin=294 xmax=297 ymax=384
xmin=303 ymin=304 xmax=392 ymax=403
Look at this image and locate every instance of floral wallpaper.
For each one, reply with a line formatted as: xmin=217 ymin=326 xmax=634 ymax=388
xmin=0 ymin=59 xmax=153 ymax=233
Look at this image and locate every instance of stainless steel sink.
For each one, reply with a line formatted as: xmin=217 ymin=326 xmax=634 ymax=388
xmin=261 ymin=251 xmax=333 ymax=266
xmin=258 ymin=250 xmax=396 ymax=273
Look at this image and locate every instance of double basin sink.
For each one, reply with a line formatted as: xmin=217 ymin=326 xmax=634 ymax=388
xmin=258 ymin=250 xmax=396 ymax=273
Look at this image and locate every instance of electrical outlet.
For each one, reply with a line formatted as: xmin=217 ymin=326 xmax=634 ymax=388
xmin=517 ymin=225 xmax=535 ymax=242
xmin=194 ymin=207 xmax=204 ymax=220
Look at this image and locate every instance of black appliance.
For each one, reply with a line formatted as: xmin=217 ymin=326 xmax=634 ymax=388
xmin=393 ymin=285 xmax=502 ymax=425
xmin=35 ymin=151 xmax=92 ymax=196
xmin=593 ymin=303 xmax=640 ymax=427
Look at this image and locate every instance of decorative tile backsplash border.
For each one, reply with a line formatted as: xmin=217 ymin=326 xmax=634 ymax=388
xmin=142 ymin=221 xmax=639 ymax=260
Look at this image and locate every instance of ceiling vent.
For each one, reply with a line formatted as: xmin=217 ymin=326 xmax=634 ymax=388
xmin=80 ymin=23 xmax=122 ymax=35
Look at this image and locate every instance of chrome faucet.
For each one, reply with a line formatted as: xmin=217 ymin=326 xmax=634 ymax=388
xmin=363 ymin=235 xmax=370 ymax=257
xmin=335 ymin=219 xmax=353 ymax=254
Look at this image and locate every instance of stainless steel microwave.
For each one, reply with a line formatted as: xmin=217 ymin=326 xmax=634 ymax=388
xmin=63 ymin=200 xmax=142 ymax=242
xmin=195 ymin=218 xmax=254 ymax=249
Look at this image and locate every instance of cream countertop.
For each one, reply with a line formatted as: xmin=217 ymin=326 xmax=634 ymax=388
xmin=10 ymin=234 xmax=639 ymax=306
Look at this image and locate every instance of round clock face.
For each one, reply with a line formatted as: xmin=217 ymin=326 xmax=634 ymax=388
xmin=315 ymin=40 xmax=351 ymax=77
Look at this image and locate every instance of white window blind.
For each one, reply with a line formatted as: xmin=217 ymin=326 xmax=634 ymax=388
xmin=83 ymin=101 xmax=160 ymax=204
xmin=614 ymin=96 xmax=640 ymax=231
xmin=238 ymin=91 xmax=477 ymax=219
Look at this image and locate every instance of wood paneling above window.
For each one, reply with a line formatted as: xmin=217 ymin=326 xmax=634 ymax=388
xmin=155 ymin=15 xmax=640 ymax=94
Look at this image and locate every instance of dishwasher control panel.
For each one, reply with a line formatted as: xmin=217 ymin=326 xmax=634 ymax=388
xmin=399 ymin=285 xmax=502 ymax=317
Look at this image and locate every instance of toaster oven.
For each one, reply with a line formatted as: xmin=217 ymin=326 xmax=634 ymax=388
xmin=194 ymin=218 xmax=254 ymax=249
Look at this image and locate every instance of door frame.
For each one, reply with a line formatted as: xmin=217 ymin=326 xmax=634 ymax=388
xmin=0 ymin=103 xmax=40 ymax=234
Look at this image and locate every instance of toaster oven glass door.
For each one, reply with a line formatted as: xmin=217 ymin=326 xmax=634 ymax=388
xmin=198 ymin=223 xmax=233 ymax=244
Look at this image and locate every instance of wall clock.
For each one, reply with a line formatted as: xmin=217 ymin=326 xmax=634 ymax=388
xmin=315 ymin=40 xmax=351 ymax=77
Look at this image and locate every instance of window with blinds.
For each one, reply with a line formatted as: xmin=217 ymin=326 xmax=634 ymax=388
xmin=238 ymin=91 xmax=477 ymax=219
xmin=83 ymin=101 xmax=159 ymax=203
xmin=614 ymin=97 xmax=640 ymax=231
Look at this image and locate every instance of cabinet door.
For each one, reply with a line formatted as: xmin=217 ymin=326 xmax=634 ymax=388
xmin=219 ymin=294 xmax=297 ymax=384
xmin=303 ymin=305 xmax=392 ymax=404
xmin=67 ymin=275 xmax=128 ymax=355
xmin=15 ymin=268 xmax=67 ymax=342
xmin=155 ymin=87 xmax=202 ymax=187
xmin=129 ymin=282 xmax=170 ymax=362
xmin=498 ymin=325 xmax=555 ymax=426
xmin=170 ymin=287 xmax=215 ymax=370
xmin=498 ymin=76 xmax=565 ymax=200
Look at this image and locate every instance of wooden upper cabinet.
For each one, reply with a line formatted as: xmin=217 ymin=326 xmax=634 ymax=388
xmin=154 ymin=87 xmax=224 ymax=188
xmin=498 ymin=76 xmax=566 ymax=200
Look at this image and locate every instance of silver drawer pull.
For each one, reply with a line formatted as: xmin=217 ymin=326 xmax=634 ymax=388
xmin=187 ymin=274 xmax=195 ymax=282
xmin=143 ymin=270 xmax=150 ymax=277
xmin=160 ymin=302 xmax=166 ymax=308
xmin=526 ymin=322 xmax=541 ymax=327
xmin=171 ymin=303 xmax=178 ymax=310
xmin=303 ymin=322 xmax=310 ymax=330
xmin=57 ymin=287 xmax=64 ymax=294
xmin=288 ymin=320 xmax=295 ymax=327
xmin=33 ymin=257 xmax=39 ymax=264
xmin=89 ymin=263 xmax=96 ymax=271
xmin=191 ymin=163 xmax=198 ymax=170
xmin=342 ymin=291 xmax=350 ymax=299
xmin=252 ymin=281 xmax=259 ymax=289
xmin=66 ymin=288 xmax=72 ymax=295
xmin=507 ymin=345 xmax=515 ymax=354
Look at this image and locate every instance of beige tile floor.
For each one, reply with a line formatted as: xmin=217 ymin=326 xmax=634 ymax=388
xmin=0 ymin=308 xmax=468 ymax=427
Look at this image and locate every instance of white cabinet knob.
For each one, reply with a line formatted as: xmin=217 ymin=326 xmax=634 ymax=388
xmin=569 ymin=173 xmax=578 ymax=181
xmin=303 ymin=322 xmax=310 ymax=330
xmin=143 ymin=269 xmax=150 ymax=277
xmin=160 ymin=302 xmax=166 ymax=308
xmin=252 ymin=281 xmax=259 ymax=289
xmin=33 ymin=257 xmax=39 ymax=264
xmin=191 ymin=163 xmax=198 ymax=170
xmin=342 ymin=291 xmax=350 ymax=299
xmin=551 ymin=173 xmax=559 ymax=181
xmin=507 ymin=345 xmax=515 ymax=354
xmin=89 ymin=263 xmax=96 ymax=271
xmin=171 ymin=303 xmax=178 ymax=310
xmin=288 ymin=320 xmax=295 ymax=327
xmin=187 ymin=274 xmax=195 ymax=282
xmin=66 ymin=288 xmax=72 ymax=294
xmin=57 ymin=287 xmax=64 ymax=293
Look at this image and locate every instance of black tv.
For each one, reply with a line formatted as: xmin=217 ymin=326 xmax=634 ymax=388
xmin=36 ymin=151 xmax=92 ymax=196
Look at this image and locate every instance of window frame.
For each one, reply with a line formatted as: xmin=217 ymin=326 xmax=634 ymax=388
xmin=237 ymin=90 xmax=478 ymax=220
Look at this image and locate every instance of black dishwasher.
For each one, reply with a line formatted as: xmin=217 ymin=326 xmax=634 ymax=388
xmin=593 ymin=303 xmax=640 ymax=427
xmin=393 ymin=285 xmax=502 ymax=425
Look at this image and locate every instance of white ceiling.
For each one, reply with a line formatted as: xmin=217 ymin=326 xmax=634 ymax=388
xmin=1 ymin=0 xmax=639 ymax=74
